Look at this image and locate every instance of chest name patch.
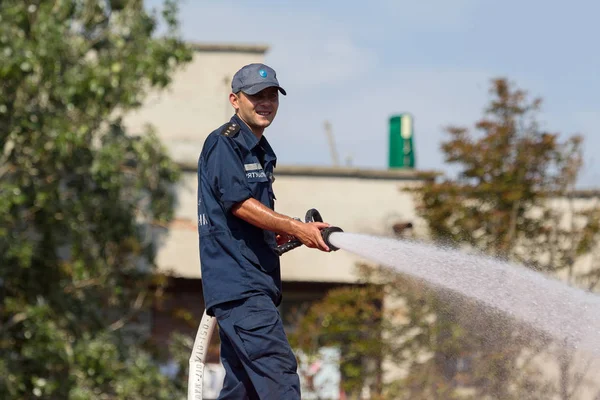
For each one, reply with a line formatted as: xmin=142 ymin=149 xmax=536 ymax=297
xmin=244 ymin=162 xmax=266 ymax=179
xmin=244 ymin=163 xmax=262 ymax=171
xmin=246 ymin=170 xmax=267 ymax=179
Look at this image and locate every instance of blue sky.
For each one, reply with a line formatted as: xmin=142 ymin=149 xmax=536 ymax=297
xmin=152 ymin=0 xmax=600 ymax=188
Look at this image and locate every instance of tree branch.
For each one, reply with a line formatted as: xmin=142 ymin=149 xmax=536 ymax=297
xmin=107 ymin=291 xmax=147 ymax=332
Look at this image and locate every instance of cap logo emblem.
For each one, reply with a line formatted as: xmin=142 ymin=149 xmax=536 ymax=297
xmin=258 ymin=69 xmax=267 ymax=78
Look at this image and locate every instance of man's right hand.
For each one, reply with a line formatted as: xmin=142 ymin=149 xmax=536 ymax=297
xmin=289 ymin=220 xmax=331 ymax=252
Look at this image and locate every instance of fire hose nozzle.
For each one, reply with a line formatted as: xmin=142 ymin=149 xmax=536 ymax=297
xmin=321 ymin=226 xmax=344 ymax=251
xmin=274 ymin=208 xmax=344 ymax=256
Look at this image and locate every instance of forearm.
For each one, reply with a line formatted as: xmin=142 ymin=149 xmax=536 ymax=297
xmin=231 ymin=197 xmax=300 ymax=236
xmin=232 ymin=197 xmax=331 ymax=251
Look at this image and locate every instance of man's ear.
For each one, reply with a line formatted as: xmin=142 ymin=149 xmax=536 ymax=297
xmin=229 ymin=92 xmax=239 ymax=111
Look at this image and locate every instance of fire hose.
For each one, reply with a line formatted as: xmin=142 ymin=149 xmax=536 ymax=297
xmin=187 ymin=208 xmax=343 ymax=400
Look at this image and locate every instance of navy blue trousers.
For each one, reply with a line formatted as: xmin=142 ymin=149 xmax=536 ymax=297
xmin=212 ymin=294 xmax=301 ymax=400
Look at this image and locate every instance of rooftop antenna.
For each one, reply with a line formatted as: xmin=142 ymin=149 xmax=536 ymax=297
xmin=324 ymin=120 xmax=340 ymax=166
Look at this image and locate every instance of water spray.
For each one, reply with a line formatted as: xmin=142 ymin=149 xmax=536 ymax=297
xmin=330 ymin=233 xmax=600 ymax=357
xmin=188 ymin=208 xmax=343 ymax=400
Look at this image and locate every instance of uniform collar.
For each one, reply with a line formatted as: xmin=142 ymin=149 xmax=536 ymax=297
xmin=231 ymin=115 xmax=277 ymax=166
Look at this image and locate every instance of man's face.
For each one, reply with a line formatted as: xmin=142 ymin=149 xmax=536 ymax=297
xmin=230 ymin=87 xmax=279 ymax=131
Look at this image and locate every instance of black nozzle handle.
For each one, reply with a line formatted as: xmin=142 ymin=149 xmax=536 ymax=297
xmin=274 ymin=212 xmax=344 ymax=256
xmin=305 ymin=208 xmax=323 ymax=223
xmin=273 ymin=240 xmax=303 ymax=256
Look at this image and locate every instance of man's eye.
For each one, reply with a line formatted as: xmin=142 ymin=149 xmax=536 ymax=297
xmin=251 ymin=92 xmax=277 ymax=101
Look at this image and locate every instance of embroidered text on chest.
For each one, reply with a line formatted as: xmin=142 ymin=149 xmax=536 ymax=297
xmin=244 ymin=163 xmax=267 ymax=179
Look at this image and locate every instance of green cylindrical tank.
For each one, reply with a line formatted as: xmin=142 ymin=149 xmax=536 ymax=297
xmin=388 ymin=114 xmax=415 ymax=168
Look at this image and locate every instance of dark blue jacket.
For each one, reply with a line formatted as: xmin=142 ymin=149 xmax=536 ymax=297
xmin=197 ymin=115 xmax=281 ymax=314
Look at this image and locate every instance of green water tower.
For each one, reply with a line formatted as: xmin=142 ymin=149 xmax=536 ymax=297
xmin=388 ymin=114 xmax=415 ymax=169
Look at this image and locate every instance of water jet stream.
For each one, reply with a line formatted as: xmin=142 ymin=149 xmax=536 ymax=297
xmin=328 ymin=232 xmax=600 ymax=357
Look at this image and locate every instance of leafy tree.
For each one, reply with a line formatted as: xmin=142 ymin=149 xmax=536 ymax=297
xmin=401 ymin=78 xmax=600 ymax=399
xmin=0 ymin=1 xmax=192 ymax=398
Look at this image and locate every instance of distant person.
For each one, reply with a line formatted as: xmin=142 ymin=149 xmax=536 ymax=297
xmin=197 ymin=63 xmax=331 ymax=399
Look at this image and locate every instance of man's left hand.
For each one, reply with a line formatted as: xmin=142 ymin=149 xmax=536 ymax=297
xmin=276 ymin=234 xmax=295 ymax=246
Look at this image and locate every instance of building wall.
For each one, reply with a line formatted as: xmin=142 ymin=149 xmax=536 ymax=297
xmin=122 ymin=43 xmax=268 ymax=166
xmin=155 ymin=165 xmax=600 ymax=284
xmin=156 ymin=166 xmax=433 ymax=283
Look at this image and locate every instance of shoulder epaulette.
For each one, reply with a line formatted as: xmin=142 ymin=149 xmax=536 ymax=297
xmin=220 ymin=122 xmax=241 ymax=138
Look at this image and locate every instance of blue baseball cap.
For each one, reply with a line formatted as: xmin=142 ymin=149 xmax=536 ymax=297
xmin=231 ymin=63 xmax=287 ymax=96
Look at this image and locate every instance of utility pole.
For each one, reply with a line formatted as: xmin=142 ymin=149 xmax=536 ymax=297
xmin=324 ymin=120 xmax=340 ymax=166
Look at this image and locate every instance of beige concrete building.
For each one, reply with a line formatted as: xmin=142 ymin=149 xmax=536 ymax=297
xmin=126 ymin=43 xmax=600 ymax=399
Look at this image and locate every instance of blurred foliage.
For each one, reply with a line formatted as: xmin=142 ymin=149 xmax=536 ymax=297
xmin=415 ymin=78 xmax=599 ymax=269
xmin=0 ymin=0 xmax=192 ymax=398
xmin=402 ymin=78 xmax=600 ymax=399
xmin=292 ymin=79 xmax=600 ymax=400
xmin=289 ymin=276 xmax=386 ymax=398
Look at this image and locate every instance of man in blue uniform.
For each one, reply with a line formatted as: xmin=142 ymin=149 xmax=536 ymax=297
xmin=197 ymin=63 xmax=331 ymax=399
